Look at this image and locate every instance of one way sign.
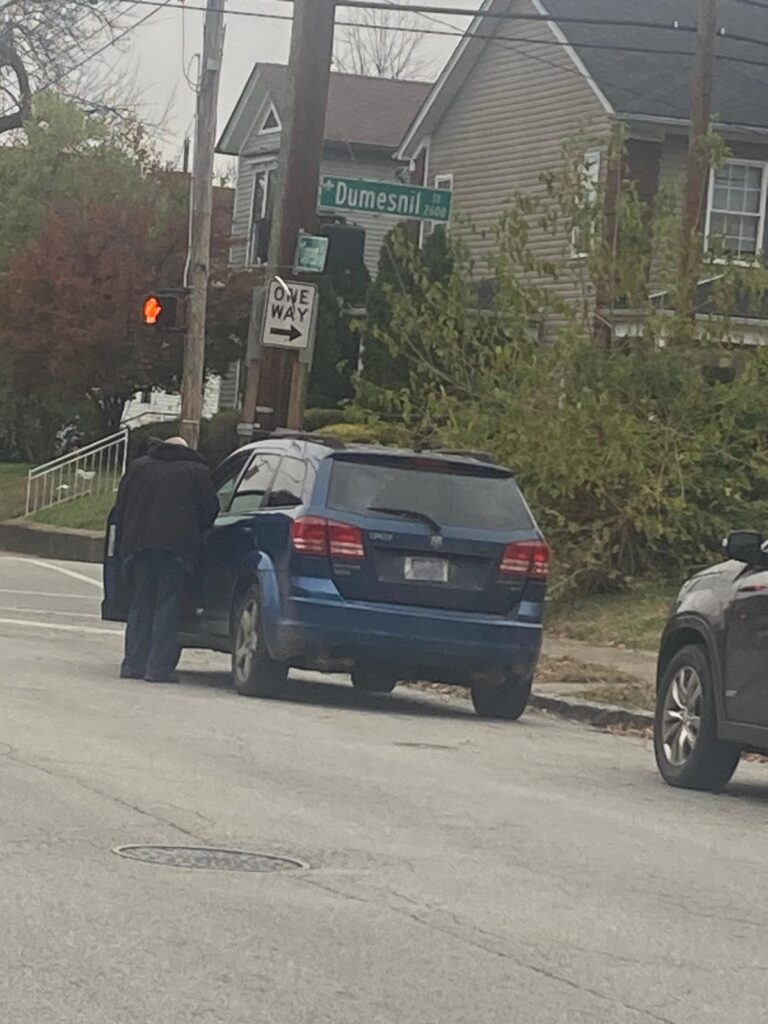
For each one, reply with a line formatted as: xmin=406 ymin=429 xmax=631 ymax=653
xmin=260 ymin=278 xmax=318 ymax=352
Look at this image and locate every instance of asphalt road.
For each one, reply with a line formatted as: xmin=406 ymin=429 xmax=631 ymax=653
xmin=2 ymin=553 xmax=768 ymax=1024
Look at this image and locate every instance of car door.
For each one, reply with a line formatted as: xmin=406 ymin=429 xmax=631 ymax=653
xmin=199 ymin=450 xmax=282 ymax=637
xmin=724 ymin=566 xmax=768 ymax=725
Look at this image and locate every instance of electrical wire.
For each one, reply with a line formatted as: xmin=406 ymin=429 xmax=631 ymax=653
xmin=103 ymin=0 xmax=768 ymax=70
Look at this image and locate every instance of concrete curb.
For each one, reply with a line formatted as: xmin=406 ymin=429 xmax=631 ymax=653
xmin=530 ymin=692 xmax=654 ymax=731
xmin=0 ymin=519 xmax=103 ymax=564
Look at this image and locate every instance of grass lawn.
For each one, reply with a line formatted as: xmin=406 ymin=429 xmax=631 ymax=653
xmin=0 ymin=463 xmax=31 ymax=520
xmin=547 ymin=579 xmax=678 ymax=652
xmin=31 ymin=490 xmax=114 ymax=532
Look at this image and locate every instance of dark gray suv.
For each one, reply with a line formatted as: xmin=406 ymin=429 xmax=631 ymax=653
xmin=655 ymin=530 xmax=768 ymax=791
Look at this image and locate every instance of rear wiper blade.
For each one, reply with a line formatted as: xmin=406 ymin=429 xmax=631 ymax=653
xmin=368 ymin=505 xmax=442 ymax=535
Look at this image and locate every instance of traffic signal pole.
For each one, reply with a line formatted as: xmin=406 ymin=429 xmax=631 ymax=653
xmin=180 ymin=0 xmax=226 ymax=449
xmin=242 ymin=0 xmax=337 ymax=432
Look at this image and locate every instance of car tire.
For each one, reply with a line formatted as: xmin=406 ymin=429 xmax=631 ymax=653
xmin=231 ymin=585 xmax=288 ymax=698
xmin=351 ymin=668 xmax=398 ymax=693
xmin=471 ymin=674 xmax=532 ymax=720
xmin=654 ymin=644 xmax=740 ymax=791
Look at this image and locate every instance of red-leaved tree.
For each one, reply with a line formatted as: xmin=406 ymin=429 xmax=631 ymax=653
xmin=0 ymin=193 xmax=187 ymax=433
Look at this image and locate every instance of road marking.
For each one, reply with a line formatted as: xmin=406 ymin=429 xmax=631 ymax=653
xmin=2 ymin=556 xmax=102 ymax=589
xmin=0 ymin=605 xmax=101 ymax=619
xmin=0 ymin=589 xmax=99 ymax=601
xmin=0 ymin=618 xmax=121 ymax=637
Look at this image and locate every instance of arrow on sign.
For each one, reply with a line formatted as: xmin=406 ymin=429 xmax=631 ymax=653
xmin=271 ymin=324 xmax=302 ymax=343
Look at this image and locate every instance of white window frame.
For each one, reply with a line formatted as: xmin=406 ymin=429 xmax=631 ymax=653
xmin=434 ymin=172 xmax=454 ymax=193
xmin=246 ymin=160 xmax=277 ymax=266
xmin=704 ymin=158 xmax=768 ymax=264
xmin=570 ymin=149 xmax=601 ymax=259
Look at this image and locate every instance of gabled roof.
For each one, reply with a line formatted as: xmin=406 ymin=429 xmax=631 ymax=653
xmin=398 ymin=0 xmax=768 ymax=158
xmin=218 ymin=63 xmax=431 ymax=156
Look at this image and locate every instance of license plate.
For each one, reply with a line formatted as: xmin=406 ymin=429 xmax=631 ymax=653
xmin=404 ymin=556 xmax=449 ymax=583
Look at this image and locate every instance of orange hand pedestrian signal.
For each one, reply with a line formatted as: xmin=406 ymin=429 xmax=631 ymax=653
xmin=142 ymin=293 xmax=178 ymax=329
xmin=143 ymin=296 xmax=163 ymax=325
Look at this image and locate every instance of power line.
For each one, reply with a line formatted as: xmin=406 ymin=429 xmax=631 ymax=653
xmin=115 ymin=0 xmax=703 ymax=36
xmin=104 ymin=0 xmax=768 ymax=69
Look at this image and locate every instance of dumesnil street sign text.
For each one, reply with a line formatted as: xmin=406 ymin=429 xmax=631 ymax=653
xmin=319 ymin=176 xmax=452 ymax=224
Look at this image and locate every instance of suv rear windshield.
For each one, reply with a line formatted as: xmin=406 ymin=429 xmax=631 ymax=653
xmin=327 ymin=457 xmax=533 ymax=532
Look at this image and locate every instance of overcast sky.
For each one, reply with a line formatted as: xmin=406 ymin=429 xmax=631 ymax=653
xmin=117 ymin=0 xmax=478 ymax=163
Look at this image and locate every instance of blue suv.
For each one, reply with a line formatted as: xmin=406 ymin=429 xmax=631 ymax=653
xmin=105 ymin=434 xmax=549 ymax=719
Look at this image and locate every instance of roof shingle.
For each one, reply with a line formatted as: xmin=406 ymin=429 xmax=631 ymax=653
xmin=258 ymin=63 xmax=431 ymax=148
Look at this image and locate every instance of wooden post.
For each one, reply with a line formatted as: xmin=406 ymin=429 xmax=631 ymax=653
xmin=180 ymin=0 xmax=226 ymax=448
xmin=678 ymin=0 xmax=717 ymax=326
xmin=242 ymin=0 xmax=337 ymax=432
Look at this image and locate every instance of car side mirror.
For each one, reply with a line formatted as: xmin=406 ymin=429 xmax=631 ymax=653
xmin=724 ymin=530 xmax=766 ymax=565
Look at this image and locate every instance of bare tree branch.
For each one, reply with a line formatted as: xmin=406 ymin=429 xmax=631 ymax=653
xmin=334 ymin=10 xmax=427 ymax=80
xmin=0 ymin=1 xmax=129 ymax=136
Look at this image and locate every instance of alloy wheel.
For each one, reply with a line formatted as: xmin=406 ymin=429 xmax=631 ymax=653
xmin=235 ymin=600 xmax=259 ymax=682
xmin=662 ymin=665 xmax=703 ymax=767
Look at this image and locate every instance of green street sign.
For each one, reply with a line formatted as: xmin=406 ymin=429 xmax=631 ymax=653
xmin=319 ymin=175 xmax=452 ymax=224
xmin=294 ymin=233 xmax=329 ymax=274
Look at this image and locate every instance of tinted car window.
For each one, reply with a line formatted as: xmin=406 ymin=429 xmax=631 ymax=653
xmin=213 ymin=451 xmax=251 ymax=513
xmin=327 ymin=458 xmax=533 ymax=531
xmin=229 ymin=452 xmax=281 ymax=515
xmin=266 ymin=457 xmax=306 ymax=508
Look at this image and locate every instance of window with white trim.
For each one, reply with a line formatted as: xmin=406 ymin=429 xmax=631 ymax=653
xmin=247 ymin=165 xmax=276 ymax=265
xmin=705 ymin=160 xmax=768 ymax=260
xmin=570 ymin=150 xmax=601 ymax=258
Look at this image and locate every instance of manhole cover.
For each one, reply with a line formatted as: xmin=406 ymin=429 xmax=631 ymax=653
xmin=113 ymin=845 xmax=307 ymax=873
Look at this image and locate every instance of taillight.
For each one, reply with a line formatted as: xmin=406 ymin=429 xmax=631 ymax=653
xmin=291 ymin=517 xmax=365 ymax=560
xmin=291 ymin=517 xmax=329 ymax=556
xmin=328 ymin=521 xmax=365 ymax=559
xmin=500 ymin=540 xmax=550 ymax=580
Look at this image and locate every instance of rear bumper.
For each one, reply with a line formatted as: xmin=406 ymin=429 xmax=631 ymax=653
xmin=264 ymin=578 xmax=543 ymax=681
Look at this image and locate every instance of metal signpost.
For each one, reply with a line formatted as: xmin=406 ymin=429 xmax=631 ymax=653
xmin=319 ymin=175 xmax=453 ymax=223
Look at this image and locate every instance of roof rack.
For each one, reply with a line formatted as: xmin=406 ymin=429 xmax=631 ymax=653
xmin=270 ymin=429 xmax=346 ymax=450
xmin=427 ymin=447 xmax=499 ymax=465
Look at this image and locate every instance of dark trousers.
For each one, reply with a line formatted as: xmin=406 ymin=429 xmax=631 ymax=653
xmin=121 ymin=550 xmax=190 ymax=678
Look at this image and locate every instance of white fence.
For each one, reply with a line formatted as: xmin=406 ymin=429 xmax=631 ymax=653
xmin=26 ymin=429 xmax=129 ymax=517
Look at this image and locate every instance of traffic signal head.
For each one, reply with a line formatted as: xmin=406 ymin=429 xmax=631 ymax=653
xmin=142 ymin=293 xmax=179 ymax=328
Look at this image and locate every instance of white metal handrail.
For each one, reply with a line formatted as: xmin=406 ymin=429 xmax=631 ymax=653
xmin=26 ymin=429 xmax=129 ymax=518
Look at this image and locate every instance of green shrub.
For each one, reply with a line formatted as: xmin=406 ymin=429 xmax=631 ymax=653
xmin=199 ymin=410 xmax=242 ymax=467
xmin=353 ymin=134 xmax=768 ymax=597
xmin=315 ymin=421 xmax=409 ymax=445
xmin=304 ymin=407 xmax=354 ymax=431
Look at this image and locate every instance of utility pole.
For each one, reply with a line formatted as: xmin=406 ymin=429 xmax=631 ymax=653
xmin=678 ymin=0 xmax=717 ymax=325
xmin=242 ymin=0 xmax=337 ymax=432
xmin=180 ymin=0 xmax=226 ymax=449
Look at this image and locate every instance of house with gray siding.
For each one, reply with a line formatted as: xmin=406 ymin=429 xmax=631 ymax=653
xmin=217 ymin=64 xmax=431 ymax=277
xmin=397 ymin=0 xmax=768 ymax=340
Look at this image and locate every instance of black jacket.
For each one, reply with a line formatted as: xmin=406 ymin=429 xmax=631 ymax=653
xmin=116 ymin=441 xmax=219 ymax=558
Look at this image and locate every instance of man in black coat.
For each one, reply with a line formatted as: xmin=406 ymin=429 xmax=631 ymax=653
xmin=115 ymin=437 xmax=219 ymax=682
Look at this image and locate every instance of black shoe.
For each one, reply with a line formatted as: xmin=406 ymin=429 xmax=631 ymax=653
xmin=120 ymin=668 xmax=145 ymax=680
xmin=144 ymin=672 xmax=180 ymax=683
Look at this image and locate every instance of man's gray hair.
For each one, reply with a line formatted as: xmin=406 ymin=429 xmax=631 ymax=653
xmin=165 ymin=436 xmax=189 ymax=448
